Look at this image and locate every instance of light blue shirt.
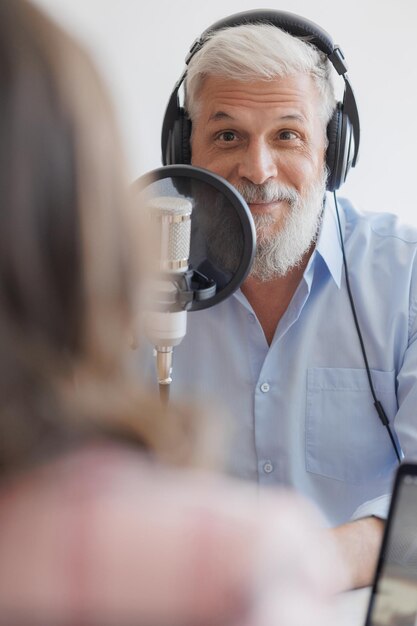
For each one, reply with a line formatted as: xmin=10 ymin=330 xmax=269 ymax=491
xmin=139 ymin=196 xmax=417 ymax=526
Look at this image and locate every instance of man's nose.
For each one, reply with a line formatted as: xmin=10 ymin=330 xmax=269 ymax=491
xmin=237 ymin=139 xmax=278 ymax=185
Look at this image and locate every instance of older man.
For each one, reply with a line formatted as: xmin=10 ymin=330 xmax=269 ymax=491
xmin=152 ymin=11 xmax=417 ymax=588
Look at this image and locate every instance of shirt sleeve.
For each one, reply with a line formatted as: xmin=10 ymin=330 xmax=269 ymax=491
xmin=350 ymin=247 xmax=417 ymax=524
xmin=394 ymin=248 xmax=417 ymax=464
xmin=350 ymin=493 xmax=391 ymax=522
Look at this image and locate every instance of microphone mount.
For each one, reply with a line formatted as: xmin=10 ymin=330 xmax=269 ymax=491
xmin=153 ymin=269 xmax=217 ymax=313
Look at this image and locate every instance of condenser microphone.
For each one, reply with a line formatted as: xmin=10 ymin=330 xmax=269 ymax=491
xmin=145 ymin=196 xmax=192 ymax=386
xmin=135 ymin=165 xmax=256 ymax=398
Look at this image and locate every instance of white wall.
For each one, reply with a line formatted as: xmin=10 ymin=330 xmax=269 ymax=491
xmin=34 ymin=0 xmax=417 ymax=223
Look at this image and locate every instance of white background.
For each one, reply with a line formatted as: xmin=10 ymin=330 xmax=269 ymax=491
xmin=34 ymin=0 xmax=417 ymax=223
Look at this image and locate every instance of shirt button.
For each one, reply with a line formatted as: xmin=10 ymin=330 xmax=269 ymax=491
xmin=260 ymin=382 xmax=270 ymax=393
xmin=248 ymin=313 xmax=256 ymax=323
xmin=263 ymin=461 xmax=274 ymax=474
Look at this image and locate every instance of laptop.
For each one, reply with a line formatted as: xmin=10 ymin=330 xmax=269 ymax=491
xmin=365 ymin=463 xmax=417 ymax=626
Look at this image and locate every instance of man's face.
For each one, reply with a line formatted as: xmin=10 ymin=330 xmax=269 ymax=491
xmin=190 ymin=73 xmax=327 ymax=247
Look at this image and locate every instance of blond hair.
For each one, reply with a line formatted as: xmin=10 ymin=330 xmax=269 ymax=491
xmin=0 ymin=0 xmax=215 ymax=474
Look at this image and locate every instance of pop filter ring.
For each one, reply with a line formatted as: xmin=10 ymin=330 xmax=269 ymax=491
xmin=135 ymin=164 xmax=256 ymax=311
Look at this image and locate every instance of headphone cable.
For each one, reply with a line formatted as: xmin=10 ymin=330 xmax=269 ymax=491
xmin=333 ymin=191 xmax=401 ymax=464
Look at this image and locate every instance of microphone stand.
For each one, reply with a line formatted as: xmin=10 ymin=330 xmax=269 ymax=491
xmin=150 ymin=270 xmax=216 ymax=406
xmin=159 ymin=382 xmax=170 ymax=406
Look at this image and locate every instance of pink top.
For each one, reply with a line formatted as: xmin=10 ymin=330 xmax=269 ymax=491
xmin=0 ymin=443 xmax=346 ymax=625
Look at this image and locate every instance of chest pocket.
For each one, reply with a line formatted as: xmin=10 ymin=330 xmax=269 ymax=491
xmin=306 ymin=367 xmax=398 ymax=484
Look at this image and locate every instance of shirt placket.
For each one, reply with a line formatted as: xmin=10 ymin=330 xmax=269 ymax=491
xmin=252 ymin=269 xmax=315 ymax=485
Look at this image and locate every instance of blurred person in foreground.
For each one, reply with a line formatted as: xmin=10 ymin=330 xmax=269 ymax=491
xmin=0 ymin=1 xmax=347 ymax=624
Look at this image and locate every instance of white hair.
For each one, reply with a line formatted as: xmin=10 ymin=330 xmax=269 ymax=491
xmin=185 ymin=24 xmax=336 ymax=126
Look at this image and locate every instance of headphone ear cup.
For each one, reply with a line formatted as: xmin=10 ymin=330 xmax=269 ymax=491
xmin=326 ymin=103 xmax=355 ymax=192
xmin=180 ymin=115 xmax=192 ymax=164
xmin=326 ymin=104 xmax=342 ymax=192
xmin=168 ymin=109 xmax=192 ymax=165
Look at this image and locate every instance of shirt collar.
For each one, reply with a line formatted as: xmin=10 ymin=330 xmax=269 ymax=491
xmin=312 ymin=193 xmax=344 ymax=289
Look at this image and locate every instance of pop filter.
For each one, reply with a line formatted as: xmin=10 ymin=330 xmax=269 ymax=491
xmin=134 ymin=165 xmax=256 ymax=312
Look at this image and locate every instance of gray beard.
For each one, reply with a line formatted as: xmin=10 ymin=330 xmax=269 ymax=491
xmin=235 ymin=168 xmax=328 ymax=281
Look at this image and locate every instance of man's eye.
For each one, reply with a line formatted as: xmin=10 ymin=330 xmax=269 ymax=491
xmin=218 ymin=131 xmax=236 ymax=142
xmin=279 ymin=130 xmax=298 ymax=140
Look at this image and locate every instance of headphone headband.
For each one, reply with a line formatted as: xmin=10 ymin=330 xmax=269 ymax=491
xmin=186 ymin=10 xmax=335 ymax=63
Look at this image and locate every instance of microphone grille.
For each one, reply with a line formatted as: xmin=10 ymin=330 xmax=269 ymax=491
xmin=147 ymin=196 xmax=193 ymax=272
xmin=168 ymin=219 xmax=191 ymax=261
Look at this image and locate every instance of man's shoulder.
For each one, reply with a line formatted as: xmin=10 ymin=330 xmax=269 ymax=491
xmin=339 ymin=197 xmax=417 ymax=246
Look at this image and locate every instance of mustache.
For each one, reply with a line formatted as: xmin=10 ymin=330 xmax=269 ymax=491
xmin=234 ymin=180 xmax=299 ymax=205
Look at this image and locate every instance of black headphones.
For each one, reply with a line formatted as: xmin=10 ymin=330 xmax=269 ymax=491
xmin=161 ymin=9 xmax=360 ymax=192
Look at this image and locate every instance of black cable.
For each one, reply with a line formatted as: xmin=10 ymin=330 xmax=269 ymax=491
xmin=333 ymin=191 xmax=402 ymax=464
